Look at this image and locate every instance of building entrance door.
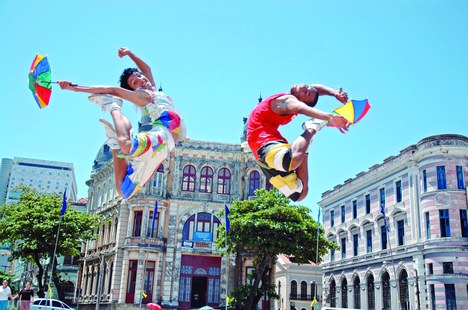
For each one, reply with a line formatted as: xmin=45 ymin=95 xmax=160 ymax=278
xmin=191 ymin=276 xmax=207 ymax=308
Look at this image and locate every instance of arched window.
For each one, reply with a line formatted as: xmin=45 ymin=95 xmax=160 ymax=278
xmin=199 ymin=166 xmax=214 ymax=193
xmin=329 ymin=279 xmax=336 ymax=307
xmin=341 ymin=278 xmax=348 ymax=308
xmin=300 ymin=281 xmax=307 ymax=299
xmin=382 ymin=272 xmax=391 ymax=310
xmin=182 ymin=212 xmax=221 ymax=241
xmin=290 ymin=280 xmax=297 ymax=298
xmin=399 ymin=270 xmax=409 ymax=310
xmin=310 ymin=281 xmax=316 ymax=299
xmin=367 ymin=274 xmax=375 ymax=310
xmin=249 ymin=170 xmax=260 ymax=196
xmin=182 ymin=165 xmax=196 ymax=192
xmin=353 ymin=277 xmax=361 ymax=309
xmin=278 ymin=281 xmax=281 ymax=297
xmin=217 ymin=168 xmax=231 ymax=194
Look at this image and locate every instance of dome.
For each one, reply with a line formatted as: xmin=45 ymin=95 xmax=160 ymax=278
xmin=92 ymin=143 xmax=113 ymax=170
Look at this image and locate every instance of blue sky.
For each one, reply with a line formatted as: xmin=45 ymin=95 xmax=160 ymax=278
xmin=1 ymin=1 xmax=467 ymax=215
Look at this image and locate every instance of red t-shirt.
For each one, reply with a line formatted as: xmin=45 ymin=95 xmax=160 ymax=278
xmin=247 ymin=92 xmax=296 ymax=159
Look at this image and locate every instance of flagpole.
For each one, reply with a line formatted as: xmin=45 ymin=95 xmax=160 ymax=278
xmin=224 ymin=204 xmax=230 ymax=310
xmin=48 ymin=190 xmax=67 ymax=300
xmin=314 ymin=208 xmax=321 ymax=308
xmin=381 ymin=205 xmax=400 ymax=310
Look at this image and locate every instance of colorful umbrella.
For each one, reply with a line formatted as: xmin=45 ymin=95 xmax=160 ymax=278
xmin=29 ymin=54 xmax=52 ymax=109
xmin=146 ymin=303 xmax=162 ymax=310
xmin=333 ymin=98 xmax=371 ymax=124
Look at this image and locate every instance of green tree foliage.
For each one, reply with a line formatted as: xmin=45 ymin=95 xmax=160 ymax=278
xmin=0 ymin=187 xmax=101 ymax=299
xmin=216 ymin=189 xmax=338 ymax=310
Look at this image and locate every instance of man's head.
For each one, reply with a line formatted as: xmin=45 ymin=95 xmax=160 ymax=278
xmin=119 ymin=68 xmax=153 ymax=91
xmin=2 ymin=280 xmax=7 ymax=287
xmin=290 ymin=84 xmax=319 ymax=107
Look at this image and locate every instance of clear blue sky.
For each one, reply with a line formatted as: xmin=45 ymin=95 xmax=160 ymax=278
xmin=1 ymin=1 xmax=467 ymax=215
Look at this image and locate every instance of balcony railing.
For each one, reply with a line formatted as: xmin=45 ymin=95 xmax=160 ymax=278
xmin=289 ymin=294 xmax=319 ymax=301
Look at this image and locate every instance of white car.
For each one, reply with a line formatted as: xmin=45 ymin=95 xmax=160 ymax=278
xmin=30 ymin=299 xmax=74 ymax=310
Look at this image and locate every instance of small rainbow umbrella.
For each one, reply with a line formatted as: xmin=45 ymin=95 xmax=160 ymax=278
xmin=28 ymin=54 xmax=52 ymax=109
xmin=333 ymin=98 xmax=371 ymax=124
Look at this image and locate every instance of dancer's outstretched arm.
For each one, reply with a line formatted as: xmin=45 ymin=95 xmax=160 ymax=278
xmin=58 ymin=81 xmax=151 ymax=107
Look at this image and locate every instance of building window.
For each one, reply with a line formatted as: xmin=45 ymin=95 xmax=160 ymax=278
xmin=290 ymin=280 xmax=297 ymax=298
xmin=367 ymin=274 xmax=375 ymax=310
xmin=310 ymin=282 xmax=316 ymax=299
xmin=341 ymin=238 xmax=346 ymax=259
xmin=381 ymin=225 xmax=388 ymax=250
xmin=126 ymin=260 xmax=138 ymax=303
xmin=366 ymin=230 xmax=372 ymax=253
xmin=248 ymin=170 xmax=260 ymax=196
xmin=151 ymin=165 xmax=164 ymax=194
xmin=461 ymin=209 xmax=468 ymax=237
xmin=428 ymin=263 xmax=433 ymax=275
xmin=395 ymin=180 xmax=402 ymax=203
xmin=443 ymin=262 xmax=454 ymax=274
xmin=217 ymin=167 xmax=231 ymax=194
xmin=445 ymin=284 xmax=457 ymax=310
xmin=379 ymin=188 xmax=385 ymax=210
xmin=423 ymin=169 xmax=428 ymax=193
xmin=439 ymin=209 xmax=451 ymax=237
xmin=352 ymin=200 xmax=357 ymax=219
xmin=382 ymin=272 xmax=391 ymax=310
xmin=341 ymin=278 xmax=348 ymax=308
xmin=132 ymin=211 xmax=143 ymax=237
xmin=330 ymin=249 xmax=335 ymax=262
xmin=147 ymin=210 xmax=159 ymax=238
xmin=456 ymin=166 xmax=465 ymax=189
xmin=430 ymin=284 xmax=436 ymax=310
xmin=182 ymin=165 xmax=196 ymax=192
xmin=341 ymin=205 xmax=346 ymax=223
xmin=199 ymin=166 xmax=213 ymax=193
xmin=397 ymin=220 xmax=405 ymax=246
xmin=300 ymin=281 xmax=307 ymax=300
xmin=425 ymin=212 xmax=431 ymax=239
xmin=437 ymin=166 xmax=447 ymax=190
xmin=330 ymin=210 xmax=335 ymax=227
xmin=353 ymin=277 xmax=361 ymax=309
xmin=143 ymin=261 xmax=155 ymax=302
xmin=365 ymin=194 xmax=371 ymax=214
xmin=353 ymin=234 xmax=359 ymax=256
xmin=182 ymin=212 xmax=221 ymax=241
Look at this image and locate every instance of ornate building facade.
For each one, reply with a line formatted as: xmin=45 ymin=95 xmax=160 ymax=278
xmin=320 ymin=134 xmax=468 ymax=310
xmin=76 ymin=138 xmax=269 ymax=310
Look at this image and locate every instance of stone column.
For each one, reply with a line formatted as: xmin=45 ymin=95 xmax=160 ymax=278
xmin=118 ymin=251 xmax=129 ymax=303
xmin=390 ymin=279 xmax=398 ymax=310
xmin=360 ymin=283 xmax=367 ymax=310
xmin=374 ymin=281 xmax=382 ymax=310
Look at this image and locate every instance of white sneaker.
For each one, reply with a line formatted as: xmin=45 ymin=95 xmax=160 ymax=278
xmin=99 ymin=118 xmax=120 ymax=150
xmin=89 ymin=94 xmax=123 ymax=113
xmin=302 ymin=118 xmax=327 ymax=132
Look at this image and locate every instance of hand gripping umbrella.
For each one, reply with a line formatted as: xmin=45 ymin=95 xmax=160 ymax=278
xmin=333 ymin=98 xmax=371 ymax=124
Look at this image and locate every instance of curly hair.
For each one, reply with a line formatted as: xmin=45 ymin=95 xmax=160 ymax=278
xmin=119 ymin=68 xmax=140 ymax=90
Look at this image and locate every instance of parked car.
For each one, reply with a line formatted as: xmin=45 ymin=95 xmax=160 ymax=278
xmin=30 ymin=299 xmax=74 ymax=310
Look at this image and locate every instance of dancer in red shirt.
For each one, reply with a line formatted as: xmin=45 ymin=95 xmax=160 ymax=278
xmin=247 ymin=84 xmax=349 ymax=201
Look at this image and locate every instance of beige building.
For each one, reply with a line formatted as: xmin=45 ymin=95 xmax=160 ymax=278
xmin=77 ymin=138 xmax=273 ymax=310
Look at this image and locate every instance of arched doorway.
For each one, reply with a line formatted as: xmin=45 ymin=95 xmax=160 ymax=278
xmin=382 ymin=272 xmax=391 ymax=310
xmin=367 ymin=274 xmax=375 ymax=310
xmin=341 ymin=278 xmax=348 ymax=308
xmin=353 ymin=276 xmax=361 ymax=309
xmin=399 ymin=270 xmax=409 ymax=310
xmin=329 ymin=279 xmax=336 ymax=307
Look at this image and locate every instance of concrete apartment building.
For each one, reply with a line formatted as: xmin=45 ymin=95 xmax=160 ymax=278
xmin=320 ymin=134 xmax=468 ymax=310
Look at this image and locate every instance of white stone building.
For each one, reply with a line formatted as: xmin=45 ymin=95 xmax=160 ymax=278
xmin=320 ymin=134 xmax=468 ymax=310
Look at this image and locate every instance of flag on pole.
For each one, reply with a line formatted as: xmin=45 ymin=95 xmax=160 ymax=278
xmin=60 ymin=189 xmax=67 ymax=216
xmin=225 ymin=204 xmax=230 ymax=232
xmin=142 ymin=290 xmax=147 ymax=298
xmin=317 ymin=208 xmax=321 ymax=223
xmin=380 ymin=204 xmax=390 ymax=232
xmin=150 ymin=200 xmax=158 ymax=237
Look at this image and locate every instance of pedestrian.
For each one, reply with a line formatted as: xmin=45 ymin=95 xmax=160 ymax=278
xmin=59 ymin=47 xmax=187 ymax=199
xmin=12 ymin=282 xmax=34 ymax=310
xmin=247 ymin=84 xmax=349 ymax=201
xmin=0 ymin=280 xmax=13 ymax=310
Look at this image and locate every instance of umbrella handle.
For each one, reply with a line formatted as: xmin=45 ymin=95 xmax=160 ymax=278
xmin=40 ymin=81 xmax=78 ymax=86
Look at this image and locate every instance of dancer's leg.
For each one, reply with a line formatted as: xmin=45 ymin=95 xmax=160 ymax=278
xmin=109 ymin=110 xmax=133 ymax=154
xmin=111 ymin=149 xmax=128 ymax=198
